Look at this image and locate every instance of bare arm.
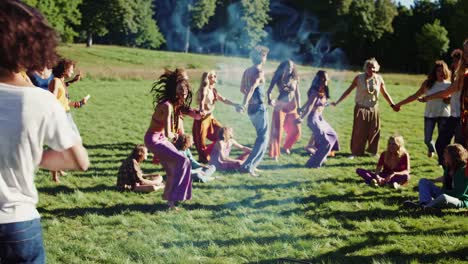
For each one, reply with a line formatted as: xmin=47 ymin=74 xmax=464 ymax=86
xmin=395 ymin=82 xmax=427 ymax=108
xmin=332 ymin=76 xmax=358 ymax=106
xmin=421 ymin=82 xmax=458 ymax=101
xmin=231 ymin=139 xmax=251 ymax=151
xmin=295 ymin=82 xmax=301 ymax=109
xmin=216 ymin=91 xmax=238 ymax=107
xmin=380 ymin=81 xmax=396 ymax=107
xmin=241 ymin=71 xmax=262 ymax=109
xmin=216 ymin=142 xmax=238 ymax=163
xmin=266 ymin=78 xmax=276 ymax=106
xmin=39 ymin=144 xmax=89 ymax=171
xmin=49 ymin=78 xmax=60 ymax=97
xmin=199 ymin=85 xmax=208 ymax=113
xmin=299 ymin=94 xmax=318 ymax=120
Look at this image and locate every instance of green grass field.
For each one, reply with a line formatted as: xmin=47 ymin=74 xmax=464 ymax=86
xmin=35 ymin=44 xmax=467 ymax=263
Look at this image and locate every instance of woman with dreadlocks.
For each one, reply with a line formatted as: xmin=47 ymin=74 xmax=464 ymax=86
xmin=144 ymin=68 xmax=198 ymax=210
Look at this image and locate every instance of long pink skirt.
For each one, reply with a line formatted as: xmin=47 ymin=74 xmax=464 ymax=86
xmin=144 ymin=131 xmax=192 ymax=201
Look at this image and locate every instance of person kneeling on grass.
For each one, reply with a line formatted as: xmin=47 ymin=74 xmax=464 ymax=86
xmin=404 ymin=144 xmax=468 ymax=212
xmin=117 ymin=144 xmax=165 ymax=192
xmin=174 ymin=134 xmax=216 ymax=183
xmin=209 ymin=127 xmax=252 ymax=171
xmin=356 ymin=135 xmax=410 ymax=189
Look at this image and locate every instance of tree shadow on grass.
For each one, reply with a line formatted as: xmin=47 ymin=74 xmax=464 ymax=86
xmin=194 ymin=180 xmax=309 ymax=191
xmin=37 ymin=184 xmax=115 ymax=195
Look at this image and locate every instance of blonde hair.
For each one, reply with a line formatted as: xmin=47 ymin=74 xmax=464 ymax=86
xmin=196 ymin=70 xmax=216 ymax=105
xmin=455 ymin=39 xmax=468 ymax=92
xmin=384 ymin=135 xmax=407 ymax=165
xmin=363 ymin=57 xmax=381 ymax=72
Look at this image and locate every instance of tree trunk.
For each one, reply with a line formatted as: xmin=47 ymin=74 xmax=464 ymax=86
xmin=184 ymin=26 xmax=190 ymax=53
xmin=86 ymin=32 xmax=93 ymax=48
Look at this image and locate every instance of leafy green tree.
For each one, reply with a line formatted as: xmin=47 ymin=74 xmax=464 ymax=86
xmin=23 ymin=0 xmax=82 ymax=43
xmin=415 ymin=19 xmax=450 ymax=68
xmin=240 ymin=0 xmax=270 ymax=48
xmin=79 ymin=0 xmax=164 ymax=49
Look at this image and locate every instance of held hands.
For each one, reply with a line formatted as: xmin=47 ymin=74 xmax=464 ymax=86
xmin=295 ymin=117 xmax=303 ymax=124
xmin=391 ymin=103 xmax=400 ymax=112
xmin=268 ymin=99 xmax=276 ymax=107
xmin=236 ymin=104 xmax=246 ymax=113
xmin=330 ymin=101 xmax=337 ymax=107
xmin=417 ymin=96 xmax=427 ymax=103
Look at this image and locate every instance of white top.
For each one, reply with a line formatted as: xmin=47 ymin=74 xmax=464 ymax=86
xmin=450 ymin=90 xmax=461 ymax=117
xmin=355 ymin=73 xmax=384 ymax=108
xmin=424 ymin=81 xmax=451 ymax=118
xmin=0 ymin=83 xmax=81 ymax=224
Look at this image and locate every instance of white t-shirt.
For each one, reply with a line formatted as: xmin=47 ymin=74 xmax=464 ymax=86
xmin=424 ymin=81 xmax=451 ymax=118
xmin=0 ymin=83 xmax=81 ymax=224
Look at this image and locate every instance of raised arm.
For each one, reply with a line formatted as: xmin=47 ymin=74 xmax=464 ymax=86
xmin=331 ymin=76 xmax=358 ymax=106
xmin=395 ymin=81 xmax=427 ymax=109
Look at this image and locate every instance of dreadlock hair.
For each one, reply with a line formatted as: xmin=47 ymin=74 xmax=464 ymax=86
xmin=150 ymin=68 xmax=193 ymax=131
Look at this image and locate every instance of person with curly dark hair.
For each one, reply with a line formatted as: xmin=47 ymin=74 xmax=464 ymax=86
xmin=266 ymin=60 xmax=302 ymax=161
xmin=144 ymin=68 xmax=199 ymax=210
xmin=404 ymin=144 xmax=468 ymax=212
xmin=0 ymin=1 xmax=89 ymax=262
xmin=48 ymin=58 xmax=88 ymax=182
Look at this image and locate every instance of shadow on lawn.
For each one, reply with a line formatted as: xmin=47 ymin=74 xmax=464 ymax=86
xmin=37 ymin=184 xmax=114 ymax=195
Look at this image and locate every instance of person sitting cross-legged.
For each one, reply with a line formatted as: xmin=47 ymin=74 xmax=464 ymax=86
xmin=117 ymin=144 xmax=165 ymax=192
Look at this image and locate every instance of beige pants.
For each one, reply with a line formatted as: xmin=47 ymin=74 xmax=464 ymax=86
xmin=351 ymin=104 xmax=380 ymax=156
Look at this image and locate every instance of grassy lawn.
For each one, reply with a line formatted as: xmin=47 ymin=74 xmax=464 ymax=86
xmin=34 ymin=45 xmax=467 ymax=263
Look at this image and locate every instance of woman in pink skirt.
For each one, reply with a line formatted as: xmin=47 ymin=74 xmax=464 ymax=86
xmin=144 ymin=68 xmax=198 ymax=210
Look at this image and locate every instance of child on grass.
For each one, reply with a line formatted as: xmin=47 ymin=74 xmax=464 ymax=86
xmin=117 ymin=145 xmax=165 ymax=192
xmin=356 ymin=135 xmax=410 ymax=189
xmin=209 ymin=127 xmax=252 ymax=171
xmin=174 ymin=134 xmax=216 ymax=183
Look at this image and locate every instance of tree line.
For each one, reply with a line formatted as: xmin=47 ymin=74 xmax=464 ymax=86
xmin=24 ymin=0 xmax=468 ymax=73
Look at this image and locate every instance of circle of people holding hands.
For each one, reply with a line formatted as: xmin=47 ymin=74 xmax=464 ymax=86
xmin=0 ymin=1 xmax=467 ymax=262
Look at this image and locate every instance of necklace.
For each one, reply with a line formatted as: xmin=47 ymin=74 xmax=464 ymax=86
xmin=365 ymin=76 xmax=377 ymax=101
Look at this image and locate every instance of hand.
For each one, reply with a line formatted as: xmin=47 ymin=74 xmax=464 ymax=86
xmin=442 ymin=97 xmax=451 ymax=104
xmin=295 ymin=117 xmax=303 ymax=124
xmin=417 ymin=96 xmax=426 ymax=103
xmin=391 ymin=104 xmax=400 ymax=112
xmin=72 ymin=71 xmax=81 ymax=83
xmin=81 ymin=96 xmax=88 ymax=105
xmin=199 ymin=110 xmax=206 ymax=118
xmin=330 ymin=102 xmax=337 ymax=107
xmin=269 ymin=99 xmax=276 ymax=107
xmin=236 ymin=104 xmax=246 ymax=113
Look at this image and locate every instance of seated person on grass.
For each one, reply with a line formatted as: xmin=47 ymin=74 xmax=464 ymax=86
xmin=356 ymin=135 xmax=410 ymax=189
xmin=117 ymin=144 xmax=164 ymax=192
xmin=209 ymin=127 xmax=252 ymax=171
xmin=174 ymin=134 xmax=216 ymax=183
xmin=404 ymin=144 xmax=468 ymax=212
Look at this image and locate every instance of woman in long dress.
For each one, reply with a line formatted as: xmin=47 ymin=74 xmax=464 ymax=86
xmin=144 ymin=68 xmax=198 ymax=210
xmin=298 ymin=71 xmax=339 ymax=168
